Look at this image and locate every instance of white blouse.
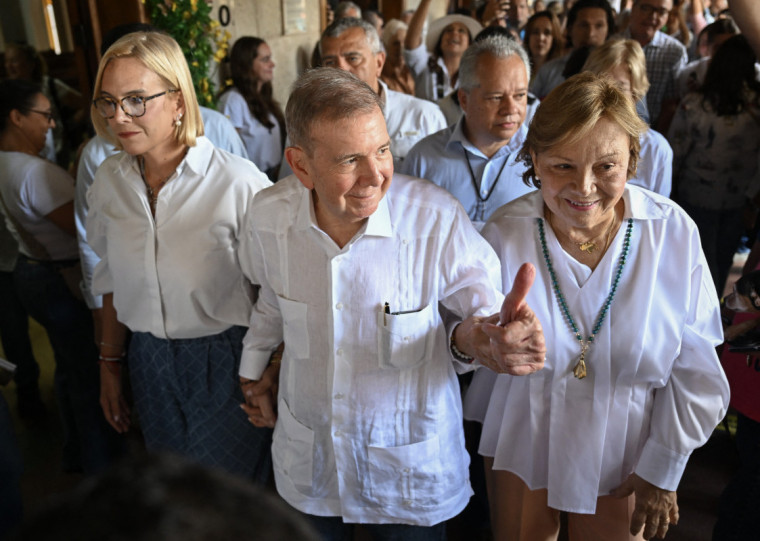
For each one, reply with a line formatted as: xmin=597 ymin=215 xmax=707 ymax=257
xmin=465 ymin=186 xmax=729 ymax=514
xmin=217 ymin=88 xmax=282 ymax=173
xmin=0 ymin=151 xmax=78 ymax=261
xmin=86 ymin=137 xmax=271 ymax=339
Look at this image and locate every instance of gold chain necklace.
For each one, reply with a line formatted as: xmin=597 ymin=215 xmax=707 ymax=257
xmin=550 ymin=212 xmax=618 ymax=254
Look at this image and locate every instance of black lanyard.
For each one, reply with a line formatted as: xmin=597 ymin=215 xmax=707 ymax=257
xmin=463 ymin=147 xmax=509 ymax=203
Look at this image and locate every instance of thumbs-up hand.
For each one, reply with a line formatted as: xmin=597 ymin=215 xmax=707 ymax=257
xmin=499 ymin=262 xmax=535 ymax=325
xmin=453 ymin=263 xmax=546 ymax=375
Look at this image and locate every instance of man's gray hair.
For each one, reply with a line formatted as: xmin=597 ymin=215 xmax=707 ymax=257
xmin=335 ymin=1 xmax=362 ymax=19
xmin=320 ymin=17 xmax=382 ymax=56
xmin=286 ymin=69 xmax=384 ymax=155
xmin=459 ymin=36 xmax=531 ymax=91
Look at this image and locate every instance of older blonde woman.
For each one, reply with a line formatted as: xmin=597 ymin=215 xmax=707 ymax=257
xmin=465 ymin=73 xmax=729 ymax=540
xmin=582 ymin=38 xmax=673 ymax=197
xmin=86 ymin=32 xmax=273 ymax=479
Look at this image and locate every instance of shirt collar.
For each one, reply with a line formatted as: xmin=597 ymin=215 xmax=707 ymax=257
xmin=445 ymin=115 xmax=525 ymax=162
xmin=295 ymin=183 xmax=315 ymax=232
xmin=294 ymin=179 xmax=393 ymax=239
xmin=622 ymin=183 xmax=672 ymax=220
xmin=114 ymin=136 xmax=212 ymax=179
xmin=377 ymin=79 xmax=388 ymax=110
xmin=365 ymin=189 xmax=392 ymax=237
xmin=622 ymin=27 xmax=662 ymax=48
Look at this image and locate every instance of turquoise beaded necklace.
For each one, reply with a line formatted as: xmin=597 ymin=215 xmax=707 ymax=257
xmin=537 ymin=216 xmax=633 ymax=379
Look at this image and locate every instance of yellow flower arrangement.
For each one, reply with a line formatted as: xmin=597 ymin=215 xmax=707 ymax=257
xmin=145 ymin=0 xmax=230 ymax=107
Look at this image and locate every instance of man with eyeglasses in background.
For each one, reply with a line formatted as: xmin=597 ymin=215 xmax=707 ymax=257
xmin=623 ymin=0 xmax=688 ymax=132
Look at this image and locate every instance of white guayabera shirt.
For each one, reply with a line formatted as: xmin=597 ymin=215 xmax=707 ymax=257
xmin=239 ymin=174 xmax=503 ymax=525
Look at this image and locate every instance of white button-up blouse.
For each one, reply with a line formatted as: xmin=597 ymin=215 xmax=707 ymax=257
xmin=86 ymin=137 xmax=271 ymax=338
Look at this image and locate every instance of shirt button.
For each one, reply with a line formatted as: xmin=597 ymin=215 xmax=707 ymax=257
xmin=336 ymin=348 xmax=344 ymax=356
xmin=403 ymin=499 xmax=413 ymax=507
xmin=334 ymin=430 xmax=343 ymax=437
xmin=403 ymin=467 xmax=410 ymax=473
xmin=336 ymin=302 xmax=344 ymax=310
xmin=402 ymin=238 xmax=408 ymax=245
xmin=403 ymin=336 xmax=410 ymax=342
xmin=334 ymin=393 xmax=345 ymax=400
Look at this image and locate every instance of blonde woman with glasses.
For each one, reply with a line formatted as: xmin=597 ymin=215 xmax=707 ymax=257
xmin=86 ymin=31 xmax=273 ymax=480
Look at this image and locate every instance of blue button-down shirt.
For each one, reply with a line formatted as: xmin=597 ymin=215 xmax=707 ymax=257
xmin=401 ymin=116 xmax=535 ymax=228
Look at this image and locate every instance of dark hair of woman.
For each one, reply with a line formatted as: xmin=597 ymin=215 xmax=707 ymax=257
xmin=433 ymin=29 xmax=473 ymax=60
xmin=428 ymin=27 xmax=474 ymax=96
xmin=223 ymin=37 xmax=284 ymax=134
xmin=700 ymin=34 xmax=760 ymax=116
xmin=525 ymin=11 xmax=564 ymax=66
xmin=0 ymin=79 xmax=42 ymax=132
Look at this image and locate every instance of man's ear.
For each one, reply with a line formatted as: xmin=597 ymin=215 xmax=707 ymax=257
xmin=375 ymin=51 xmax=386 ymax=78
xmin=285 ymin=146 xmax=314 ymax=189
xmin=458 ymin=88 xmax=469 ymax=113
xmin=8 ymin=109 xmax=25 ymax=129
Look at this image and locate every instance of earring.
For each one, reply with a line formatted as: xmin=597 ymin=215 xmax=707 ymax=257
xmin=174 ymin=114 xmax=183 ymax=127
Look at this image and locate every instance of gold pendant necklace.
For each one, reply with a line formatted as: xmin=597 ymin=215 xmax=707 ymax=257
xmin=550 ymin=213 xmax=617 ymax=255
xmin=538 ymin=216 xmax=634 ymax=379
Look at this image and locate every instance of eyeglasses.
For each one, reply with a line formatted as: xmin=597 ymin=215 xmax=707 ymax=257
xmin=636 ymin=3 xmax=670 ymax=17
xmin=92 ymin=89 xmax=178 ymax=119
xmin=26 ymin=109 xmax=54 ymax=123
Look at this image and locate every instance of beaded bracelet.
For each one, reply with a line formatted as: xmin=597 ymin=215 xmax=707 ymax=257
xmin=450 ymin=331 xmax=474 ymax=363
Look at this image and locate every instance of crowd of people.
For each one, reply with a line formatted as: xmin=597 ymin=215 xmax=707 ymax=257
xmin=1 ymin=0 xmax=759 ymax=539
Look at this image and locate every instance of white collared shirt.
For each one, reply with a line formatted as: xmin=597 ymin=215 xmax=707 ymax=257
xmin=630 ymin=128 xmax=673 ymax=197
xmin=217 ymin=88 xmax=282 ymax=171
xmin=238 ymin=174 xmax=503 ymax=525
xmin=381 ymin=81 xmax=447 ymax=168
xmin=466 ymin=186 xmax=729 ymax=514
xmin=86 ymin=136 xmax=271 ymax=338
xmin=75 ymin=107 xmax=250 ymax=309
xmin=401 ymin=116 xmax=536 ymax=228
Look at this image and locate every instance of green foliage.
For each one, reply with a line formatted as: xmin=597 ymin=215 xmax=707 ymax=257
xmin=144 ymin=0 xmax=230 ymax=107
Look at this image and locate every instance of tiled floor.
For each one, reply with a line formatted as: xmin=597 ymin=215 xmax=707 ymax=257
xmin=0 ymin=252 xmax=747 ymax=539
